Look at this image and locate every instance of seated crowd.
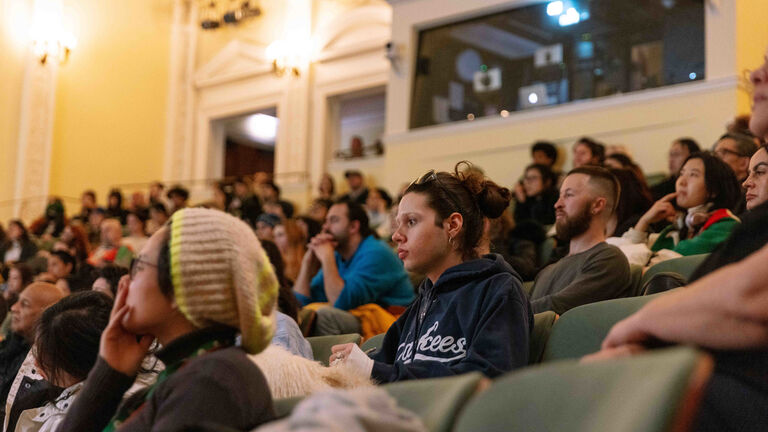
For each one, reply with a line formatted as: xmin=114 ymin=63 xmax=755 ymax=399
xmin=0 ymin=49 xmax=765 ymax=432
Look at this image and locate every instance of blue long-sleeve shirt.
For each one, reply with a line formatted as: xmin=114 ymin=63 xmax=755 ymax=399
xmin=294 ymin=235 xmax=414 ymax=310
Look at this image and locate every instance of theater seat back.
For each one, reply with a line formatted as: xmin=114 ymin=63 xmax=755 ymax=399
xmin=528 ymin=311 xmax=557 ymax=364
xmin=454 ymin=347 xmax=712 ymax=432
xmin=542 ymin=294 xmax=663 ymax=362
xmin=307 ymin=333 xmax=362 ymax=366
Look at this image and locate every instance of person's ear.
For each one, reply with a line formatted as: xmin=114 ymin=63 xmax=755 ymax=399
xmin=591 ymin=197 xmax=607 ymax=216
xmin=445 ymin=212 xmax=464 ymax=240
xmin=349 ymin=219 xmax=361 ymax=235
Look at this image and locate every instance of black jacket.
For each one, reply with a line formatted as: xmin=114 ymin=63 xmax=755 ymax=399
xmin=370 ymin=254 xmax=532 ymax=383
xmin=0 ymin=334 xmax=31 ymax=423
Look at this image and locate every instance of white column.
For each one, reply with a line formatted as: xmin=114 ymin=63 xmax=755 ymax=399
xmin=13 ymin=54 xmax=58 ymax=221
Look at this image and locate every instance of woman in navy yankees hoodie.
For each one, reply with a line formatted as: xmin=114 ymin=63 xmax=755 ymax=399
xmin=331 ymin=161 xmax=533 ymax=383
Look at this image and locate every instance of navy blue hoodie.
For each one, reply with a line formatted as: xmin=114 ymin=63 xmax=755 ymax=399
xmin=369 ymin=254 xmax=533 ymax=383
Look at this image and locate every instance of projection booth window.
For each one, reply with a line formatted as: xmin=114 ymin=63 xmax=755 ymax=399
xmin=409 ymin=0 xmax=705 ymax=129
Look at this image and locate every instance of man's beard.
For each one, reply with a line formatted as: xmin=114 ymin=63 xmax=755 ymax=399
xmin=555 ymin=202 xmax=592 ymax=242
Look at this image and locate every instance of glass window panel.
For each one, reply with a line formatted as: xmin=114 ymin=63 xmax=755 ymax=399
xmin=409 ymin=0 xmax=705 ymax=129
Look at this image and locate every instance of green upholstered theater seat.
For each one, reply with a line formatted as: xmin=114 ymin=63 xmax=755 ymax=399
xmin=542 ymin=294 xmax=663 ymax=362
xmin=628 ymin=263 xmax=645 ymax=296
xmin=454 ymin=347 xmax=711 ymax=432
xmin=306 ymin=333 xmax=362 ymax=366
xmin=528 ymin=311 xmax=557 ymax=364
xmin=272 ymin=373 xmax=486 ymax=432
xmin=382 ymin=372 xmax=486 ymax=432
xmin=360 ymin=333 xmax=386 ymax=354
xmin=641 ymin=253 xmax=709 ymax=287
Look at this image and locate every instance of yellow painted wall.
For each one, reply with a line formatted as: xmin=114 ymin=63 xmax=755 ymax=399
xmin=736 ymin=0 xmax=768 ymax=114
xmin=48 ymin=0 xmax=173 ymax=205
xmin=0 ymin=0 xmax=32 ymax=222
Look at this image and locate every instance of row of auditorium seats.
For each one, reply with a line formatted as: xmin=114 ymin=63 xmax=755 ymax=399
xmin=287 ymin=254 xmax=713 ymax=431
xmin=522 ymin=253 xmax=709 ymax=298
xmin=286 ymin=343 xmax=708 ymax=431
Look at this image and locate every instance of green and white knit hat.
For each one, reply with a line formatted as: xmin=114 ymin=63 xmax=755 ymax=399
xmin=168 ymin=208 xmax=278 ymax=354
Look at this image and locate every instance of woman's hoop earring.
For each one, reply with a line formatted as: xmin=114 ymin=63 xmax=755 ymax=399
xmin=448 ymin=236 xmax=455 ymax=248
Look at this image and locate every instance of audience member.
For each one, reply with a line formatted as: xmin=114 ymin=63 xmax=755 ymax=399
xmin=485 ymin=212 xmax=541 ymax=281
xmin=623 ymin=152 xmax=741 ymax=257
xmin=105 ymin=189 xmax=128 ymax=225
xmin=331 ymin=162 xmax=532 ymax=382
xmin=274 ymin=219 xmax=307 ymax=282
xmin=166 ymin=185 xmax=190 ymax=214
xmin=147 ymin=203 xmax=168 ymax=236
xmin=339 ymin=170 xmax=369 ymax=205
xmin=92 ymin=264 xmax=129 ymax=299
xmin=13 ymin=291 xmax=111 ymax=432
xmin=128 ymin=191 xmax=148 ymax=215
xmin=3 ymin=263 xmax=32 ymax=307
xmin=148 ymin=181 xmax=165 ymax=206
xmin=366 ymin=187 xmax=393 ymax=239
xmin=46 ymin=250 xmax=76 ymax=282
xmin=0 ymin=264 xmax=32 ymax=339
xmin=261 ymin=181 xmax=295 ymax=218
xmin=59 ymin=223 xmax=91 ymax=263
xmin=606 ymin=168 xmax=653 ymax=237
xmin=260 ymin=240 xmax=301 ymax=322
xmin=742 ymin=143 xmax=768 ymax=211
xmin=513 ymin=163 xmax=558 ymax=226
xmin=29 ymin=199 xmax=66 ymax=239
xmin=318 ymin=174 xmax=336 ymax=200
xmin=73 ymin=190 xmax=97 ymax=222
xmin=714 ymin=132 xmax=758 ymax=213
xmin=1 ymin=220 xmax=38 ymax=266
xmin=0 ymin=282 xmax=65 ymax=422
xmin=296 ymin=216 xmax=322 ymax=241
xmin=308 ymin=198 xmax=333 ymax=223
xmin=58 ymin=208 xmax=277 ymax=431
xmin=603 ymin=153 xmax=650 ymax=191
xmin=652 ymin=138 xmax=701 ymax=200
xmin=531 ymin=141 xmax=558 ymax=168
xmin=122 ymin=211 xmax=149 ymax=253
xmin=571 ymin=137 xmax=605 ymax=168
xmin=88 ymin=219 xmax=134 ymax=268
xmin=57 ymin=273 xmax=94 ymax=296
xmin=530 ymin=166 xmax=631 ymax=314
xmin=256 ymin=213 xmax=281 ymax=243
xmin=292 ymin=200 xmax=414 ymax=335
xmin=713 ymin=132 xmax=758 ymax=183
xmin=86 ymin=208 xmax=105 ymax=247
xmin=229 ymin=177 xmax=263 ymax=227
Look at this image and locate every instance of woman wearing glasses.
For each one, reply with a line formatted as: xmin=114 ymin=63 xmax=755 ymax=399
xmin=331 ymin=162 xmax=533 ymax=383
xmin=59 ymin=208 xmax=278 ymax=431
xmin=622 ymin=152 xmax=741 ymax=258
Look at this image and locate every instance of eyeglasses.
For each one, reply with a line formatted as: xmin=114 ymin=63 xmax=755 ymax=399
xmin=714 ymin=147 xmax=744 ymax=159
xmin=412 ymin=169 xmax=461 ymax=210
xmin=130 ymin=256 xmax=158 ymax=279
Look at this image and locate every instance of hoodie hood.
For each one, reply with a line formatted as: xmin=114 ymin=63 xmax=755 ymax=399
xmin=423 ymin=253 xmax=521 ymax=294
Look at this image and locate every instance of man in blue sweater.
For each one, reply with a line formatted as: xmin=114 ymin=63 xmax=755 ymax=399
xmin=293 ymin=200 xmax=414 ymax=335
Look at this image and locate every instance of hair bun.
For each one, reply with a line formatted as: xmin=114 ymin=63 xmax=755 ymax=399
xmin=477 ymin=181 xmax=511 ymax=219
xmin=454 ymin=161 xmax=511 ymax=219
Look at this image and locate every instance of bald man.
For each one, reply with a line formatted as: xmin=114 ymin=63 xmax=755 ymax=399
xmin=530 ymin=166 xmax=632 ymax=314
xmin=0 ymin=282 xmax=64 ymax=420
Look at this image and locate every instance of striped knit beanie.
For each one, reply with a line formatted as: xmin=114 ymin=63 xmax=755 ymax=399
xmin=169 ymin=208 xmax=278 ymax=354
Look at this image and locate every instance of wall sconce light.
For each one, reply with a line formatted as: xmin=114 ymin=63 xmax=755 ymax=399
xmin=266 ymin=40 xmax=308 ymax=78
xmin=32 ymin=33 xmax=76 ymax=65
xmin=29 ymin=0 xmax=76 ymax=65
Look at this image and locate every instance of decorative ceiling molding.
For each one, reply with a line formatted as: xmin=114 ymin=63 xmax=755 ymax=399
xmin=314 ymin=4 xmax=391 ymax=58
xmin=193 ymin=40 xmax=272 ymax=88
